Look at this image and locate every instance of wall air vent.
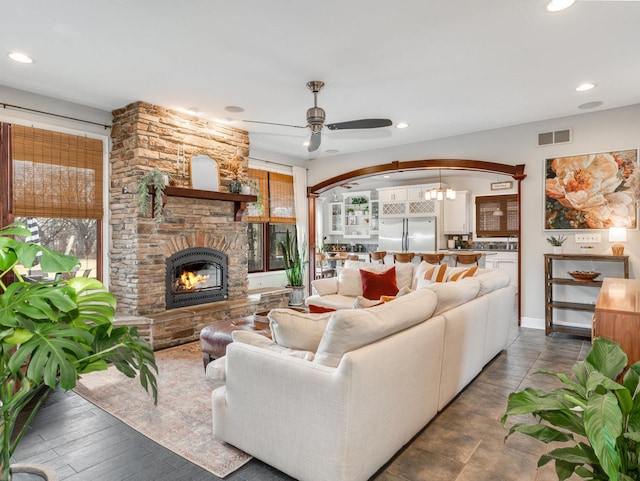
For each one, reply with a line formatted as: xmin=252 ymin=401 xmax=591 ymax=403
xmin=537 ymin=128 xmax=572 ymax=147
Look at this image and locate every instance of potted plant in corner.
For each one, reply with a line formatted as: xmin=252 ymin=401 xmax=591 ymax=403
xmin=0 ymin=223 xmax=158 ymax=481
xmin=546 ymin=234 xmax=567 ymax=254
xmin=280 ymin=229 xmax=308 ymax=306
xmin=502 ymin=337 xmax=640 ymax=481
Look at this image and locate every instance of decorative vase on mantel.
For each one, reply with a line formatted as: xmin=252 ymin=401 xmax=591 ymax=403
xmin=229 ymin=179 xmax=242 ymax=194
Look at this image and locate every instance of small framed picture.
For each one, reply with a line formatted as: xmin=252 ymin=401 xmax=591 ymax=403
xmin=491 ymin=181 xmax=513 ymax=191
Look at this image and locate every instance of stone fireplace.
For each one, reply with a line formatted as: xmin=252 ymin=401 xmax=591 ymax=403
xmin=108 ymin=101 xmax=290 ymax=350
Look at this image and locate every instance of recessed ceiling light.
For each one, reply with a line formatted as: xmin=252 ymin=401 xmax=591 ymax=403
xmin=383 ymin=175 xmax=390 ymax=179
xmin=578 ymin=101 xmax=604 ymax=110
xmin=396 ymin=122 xmax=409 ymax=129
xmin=225 ymin=106 xmax=244 ymax=113
xmin=546 ymin=0 xmax=575 ymax=12
xmin=8 ymin=52 xmax=34 ymax=64
xmin=576 ymin=83 xmax=596 ymax=92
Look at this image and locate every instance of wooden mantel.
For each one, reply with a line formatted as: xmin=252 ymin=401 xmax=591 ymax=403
xmin=154 ymin=186 xmax=257 ymax=221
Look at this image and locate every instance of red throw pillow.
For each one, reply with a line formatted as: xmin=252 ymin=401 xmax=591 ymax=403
xmin=360 ymin=266 xmax=399 ymax=300
xmin=308 ymin=304 xmax=336 ymax=313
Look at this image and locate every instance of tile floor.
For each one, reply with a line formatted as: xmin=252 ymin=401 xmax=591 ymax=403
xmin=14 ymin=326 xmax=590 ymax=480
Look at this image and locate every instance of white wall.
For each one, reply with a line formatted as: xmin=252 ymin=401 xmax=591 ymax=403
xmin=307 ymin=104 xmax=640 ymax=329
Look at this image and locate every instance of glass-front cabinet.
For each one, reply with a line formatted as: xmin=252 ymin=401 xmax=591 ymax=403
xmin=343 ymin=191 xmax=371 ymax=239
xmin=329 ymin=202 xmax=344 ymax=234
xmin=370 ymin=200 xmax=379 ymax=234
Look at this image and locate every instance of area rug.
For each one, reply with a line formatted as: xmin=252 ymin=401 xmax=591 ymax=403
xmin=74 ymin=342 xmax=251 ymax=478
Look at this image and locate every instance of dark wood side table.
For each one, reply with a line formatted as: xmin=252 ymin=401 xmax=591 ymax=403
xmin=594 ymin=278 xmax=640 ymax=367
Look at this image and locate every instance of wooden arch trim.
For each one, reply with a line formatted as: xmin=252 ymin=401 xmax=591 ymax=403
xmin=305 ymin=158 xmax=526 ymax=323
xmin=307 ymin=159 xmax=526 ymax=195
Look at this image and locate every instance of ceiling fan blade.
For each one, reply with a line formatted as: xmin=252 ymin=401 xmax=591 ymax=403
xmin=326 ymin=118 xmax=393 ymax=130
xmin=243 ymin=120 xmax=307 ymax=129
xmin=308 ymin=131 xmax=321 ymax=152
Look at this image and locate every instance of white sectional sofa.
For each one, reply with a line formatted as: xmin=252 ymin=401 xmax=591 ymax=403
xmin=212 ymin=262 xmax=515 ymax=481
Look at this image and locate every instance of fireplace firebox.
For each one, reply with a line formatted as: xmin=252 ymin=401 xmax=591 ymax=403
xmin=165 ymin=247 xmax=228 ymax=309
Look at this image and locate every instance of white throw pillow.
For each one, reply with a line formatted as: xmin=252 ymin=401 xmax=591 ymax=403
xmin=311 ymin=276 xmax=338 ymax=296
xmin=231 ymin=330 xmax=315 ymax=360
xmin=427 ymin=277 xmax=481 ymax=316
xmin=337 ymin=267 xmax=364 ymax=297
xmin=268 ymin=308 xmax=332 ymax=352
xmin=314 ymin=289 xmax=438 ymax=368
xmin=413 ymin=261 xmax=434 ymax=288
xmin=394 ymin=262 xmax=415 ymax=290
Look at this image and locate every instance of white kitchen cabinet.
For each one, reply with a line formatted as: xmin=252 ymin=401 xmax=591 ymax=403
xmin=370 ymin=200 xmax=379 ymax=234
xmin=328 ymin=202 xmax=343 ymax=234
xmin=343 ymin=191 xmax=371 ymax=239
xmin=485 ymin=251 xmax=518 ymax=292
xmin=442 ymin=190 xmax=469 ymax=234
xmin=406 ymin=186 xmax=429 ymax=201
xmin=378 ymin=188 xmax=407 ymax=202
xmin=378 ymin=185 xmax=438 ymax=218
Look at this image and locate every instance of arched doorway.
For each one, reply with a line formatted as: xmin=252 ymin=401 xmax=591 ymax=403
xmin=307 ymin=158 xmax=527 ymax=321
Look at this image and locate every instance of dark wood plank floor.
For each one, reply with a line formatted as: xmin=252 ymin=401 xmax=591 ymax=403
xmin=13 ymin=327 xmax=590 ymax=481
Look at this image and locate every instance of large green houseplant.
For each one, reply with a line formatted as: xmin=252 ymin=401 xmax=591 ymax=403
xmin=502 ymin=337 xmax=640 ymax=481
xmin=279 ymin=230 xmax=308 ymax=306
xmin=0 ymin=223 xmax=158 ymax=481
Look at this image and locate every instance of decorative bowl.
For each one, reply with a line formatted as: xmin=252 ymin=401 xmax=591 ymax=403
xmin=568 ymin=271 xmax=601 ymax=282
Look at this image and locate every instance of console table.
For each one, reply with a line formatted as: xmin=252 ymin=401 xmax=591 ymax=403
xmin=544 ymin=254 xmax=629 ymax=338
xmin=594 ymin=278 xmax=640 ymax=367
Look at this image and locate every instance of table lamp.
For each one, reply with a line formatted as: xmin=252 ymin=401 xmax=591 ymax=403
xmin=608 ymin=227 xmax=627 ymax=255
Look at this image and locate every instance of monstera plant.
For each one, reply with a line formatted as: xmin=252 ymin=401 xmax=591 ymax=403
xmin=502 ymin=337 xmax=640 ymax=481
xmin=0 ymin=223 xmax=158 ymax=480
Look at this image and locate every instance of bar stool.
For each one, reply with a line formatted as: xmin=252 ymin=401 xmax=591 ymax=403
xmin=315 ymin=253 xmax=335 ymax=279
xmin=368 ymin=251 xmax=386 ymax=264
xmin=421 ymin=253 xmax=445 ymax=265
xmin=346 ymin=254 xmax=359 ymax=261
xmin=393 ymin=252 xmax=415 ymax=263
xmin=453 ymin=253 xmax=482 ymax=267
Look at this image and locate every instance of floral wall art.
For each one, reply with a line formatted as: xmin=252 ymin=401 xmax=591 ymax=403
xmin=545 ymin=149 xmax=638 ymax=230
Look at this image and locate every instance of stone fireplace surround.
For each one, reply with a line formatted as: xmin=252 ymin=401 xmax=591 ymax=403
xmin=109 ymin=101 xmax=290 ymax=350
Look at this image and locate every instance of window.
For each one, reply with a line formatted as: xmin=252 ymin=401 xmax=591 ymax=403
xmin=1 ymin=123 xmax=104 ymax=279
xmin=246 ymin=168 xmax=296 ymax=273
xmin=475 ymin=194 xmax=518 ymax=237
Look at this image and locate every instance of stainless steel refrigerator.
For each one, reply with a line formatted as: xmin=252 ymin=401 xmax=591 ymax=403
xmin=377 ymin=217 xmax=436 ymax=252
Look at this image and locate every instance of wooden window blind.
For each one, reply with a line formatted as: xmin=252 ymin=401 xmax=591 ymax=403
xmin=11 ymin=125 xmax=103 ymax=219
xmin=268 ymin=172 xmax=295 ymax=223
xmin=475 ymin=194 xmax=518 ymax=237
xmin=247 ymin=168 xmax=269 ymax=222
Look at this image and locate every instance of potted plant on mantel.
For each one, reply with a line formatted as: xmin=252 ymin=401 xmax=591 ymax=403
xmin=0 ymin=223 xmax=158 ymax=481
xmin=502 ymin=337 xmax=640 ymax=481
xmin=279 ymin=230 xmax=308 ymax=306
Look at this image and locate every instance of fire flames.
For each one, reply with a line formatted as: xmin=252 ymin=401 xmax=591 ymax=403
xmin=179 ymin=270 xmax=209 ymax=290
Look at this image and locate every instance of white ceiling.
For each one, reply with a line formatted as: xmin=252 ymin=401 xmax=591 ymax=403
xmin=1 ymin=1 xmax=639 ymax=162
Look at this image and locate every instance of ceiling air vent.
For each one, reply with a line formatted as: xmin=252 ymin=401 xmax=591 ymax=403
xmin=537 ymin=128 xmax=572 ymax=147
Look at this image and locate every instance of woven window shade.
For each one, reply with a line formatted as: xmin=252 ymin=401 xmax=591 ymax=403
xmin=506 ymin=197 xmax=519 ymax=231
xmin=268 ymin=172 xmax=296 ymax=223
xmin=475 ymin=194 xmax=518 ymax=237
xmin=477 ymin=200 xmax=502 ymax=232
xmin=247 ymin=168 xmax=269 ymax=222
xmin=11 ymin=125 xmax=103 ymax=219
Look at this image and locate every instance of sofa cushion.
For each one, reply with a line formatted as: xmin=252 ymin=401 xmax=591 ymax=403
xmin=314 ymin=288 xmax=438 ymax=367
xmin=476 ymin=269 xmax=511 ymax=297
xmin=427 ymin=277 xmax=481 ymax=316
xmin=360 ymin=266 xmax=399 ymax=300
xmin=448 ymin=266 xmax=478 ymax=281
xmin=205 ymin=356 xmax=227 ymax=382
xmin=268 ymin=308 xmax=332 ymax=352
xmin=353 ymin=296 xmax=384 ymax=308
xmin=231 ymin=331 xmax=315 ymax=360
xmin=337 ymin=268 xmax=364 ymax=297
xmin=311 ymin=276 xmax=338 ymax=296
xmin=345 ymin=259 xmax=414 ymax=290
xmin=305 ymin=293 xmax=356 ymax=310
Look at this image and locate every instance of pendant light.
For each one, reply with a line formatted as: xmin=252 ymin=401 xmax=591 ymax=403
xmin=425 ymin=170 xmax=456 ymax=201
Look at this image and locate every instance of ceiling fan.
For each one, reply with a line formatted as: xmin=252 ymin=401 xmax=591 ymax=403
xmin=244 ymin=81 xmax=393 ymax=152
